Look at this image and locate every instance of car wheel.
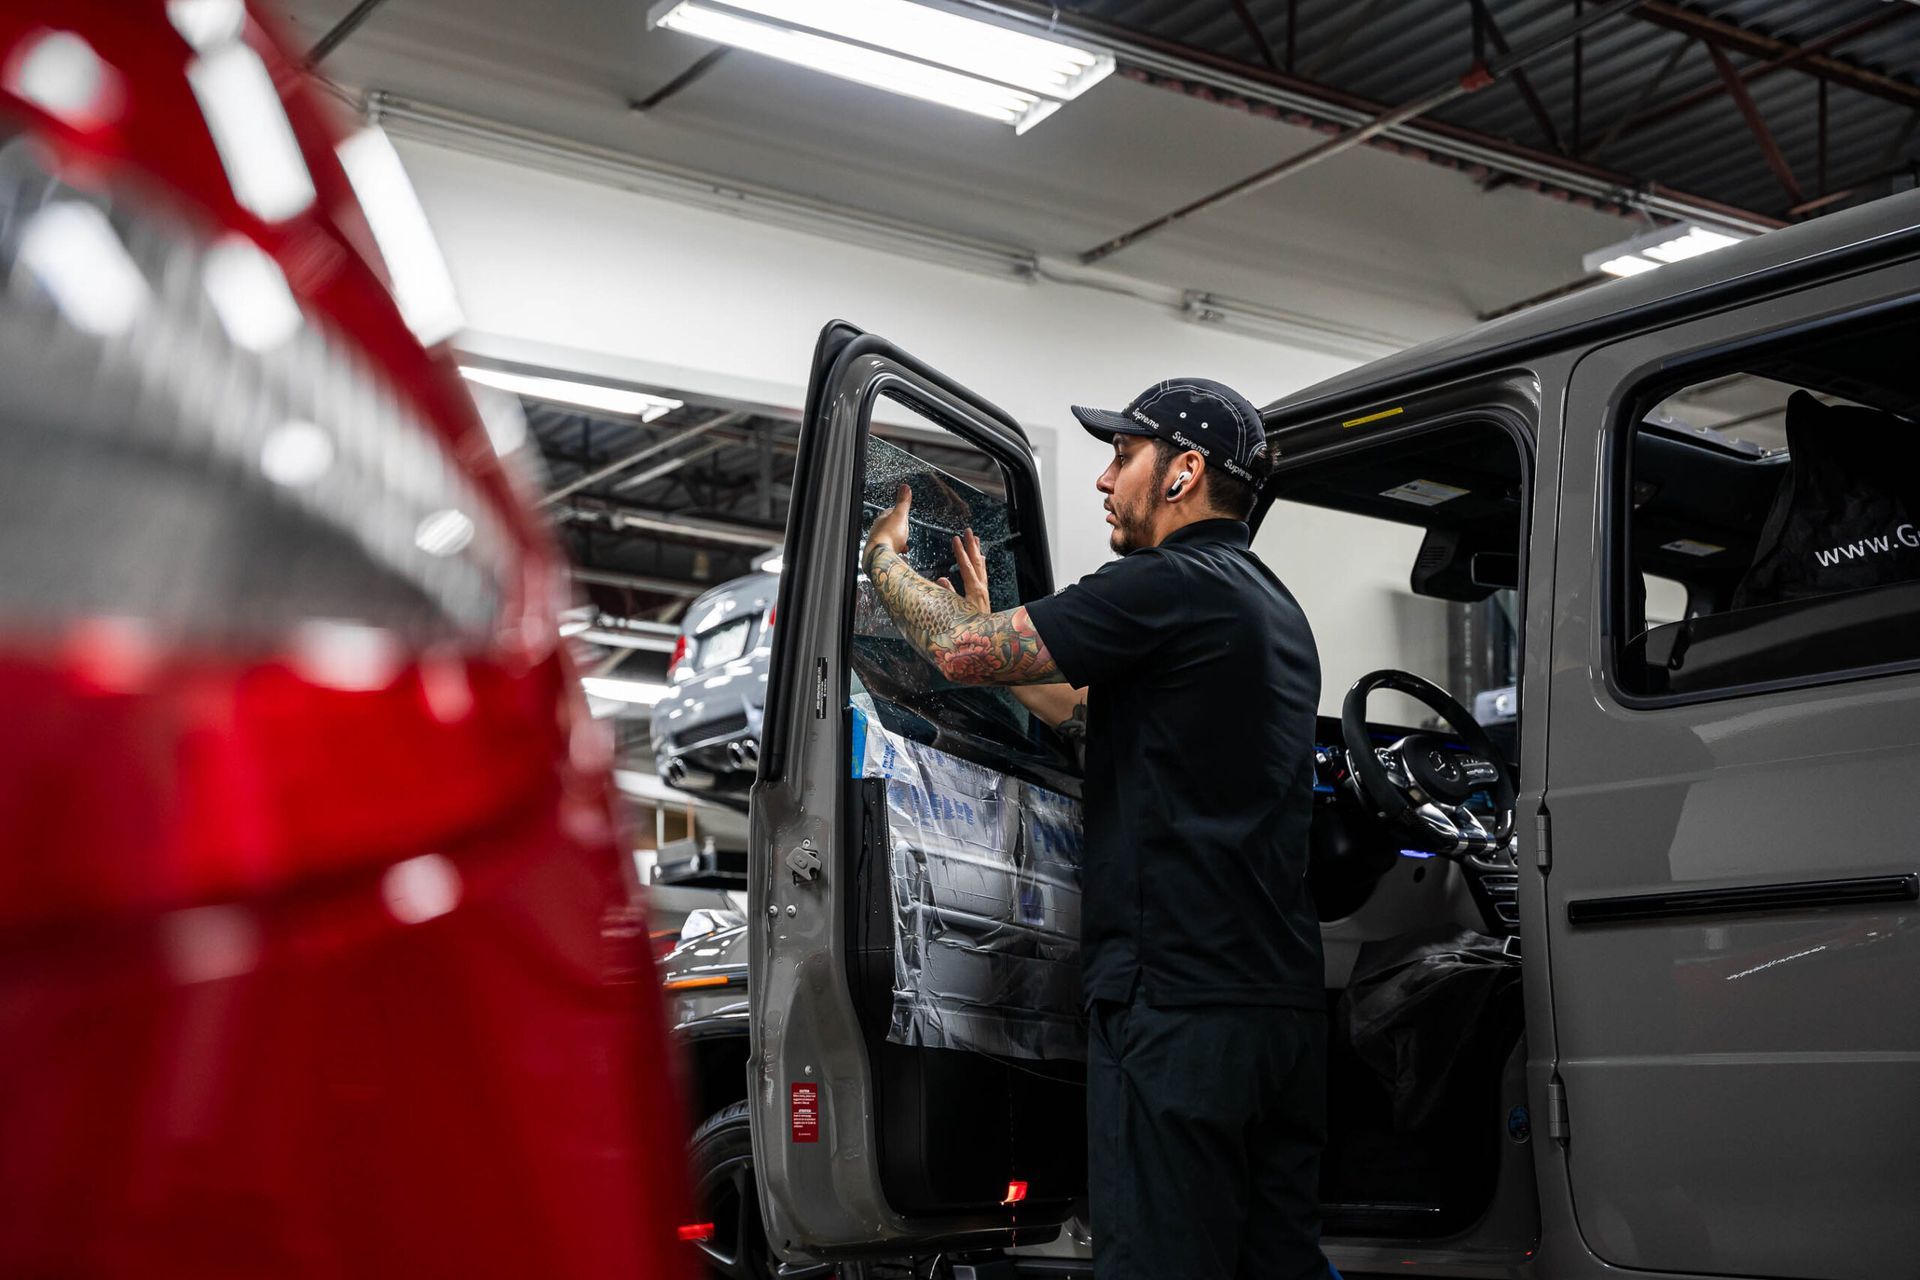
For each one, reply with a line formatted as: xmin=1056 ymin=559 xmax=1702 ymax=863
xmin=688 ymin=1102 xmax=930 ymax=1280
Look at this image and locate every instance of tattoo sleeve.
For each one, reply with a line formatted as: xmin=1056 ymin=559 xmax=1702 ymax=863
xmin=865 ymin=543 xmax=1062 ymax=686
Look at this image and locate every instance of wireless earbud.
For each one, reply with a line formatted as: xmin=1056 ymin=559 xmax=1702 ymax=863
xmin=1166 ymin=469 xmax=1193 ymax=500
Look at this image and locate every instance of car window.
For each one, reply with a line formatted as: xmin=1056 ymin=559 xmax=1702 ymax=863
xmin=852 ymin=420 xmax=1079 ymax=791
xmin=1614 ymin=306 xmax=1920 ymax=700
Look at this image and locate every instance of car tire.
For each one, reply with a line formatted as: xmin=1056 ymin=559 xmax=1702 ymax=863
xmin=687 ymin=1101 xmax=928 ymax=1280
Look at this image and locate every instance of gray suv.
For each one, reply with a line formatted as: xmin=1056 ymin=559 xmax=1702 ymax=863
xmin=649 ymin=571 xmax=777 ymax=808
xmin=673 ymin=191 xmax=1920 ymax=1280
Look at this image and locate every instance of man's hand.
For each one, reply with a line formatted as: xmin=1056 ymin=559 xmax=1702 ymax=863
xmin=937 ymin=527 xmax=1085 ymax=727
xmin=936 ymin=528 xmax=991 ymax=614
xmin=863 ymin=515 xmax=1062 ymax=687
xmin=864 ymin=483 xmax=913 ymax=570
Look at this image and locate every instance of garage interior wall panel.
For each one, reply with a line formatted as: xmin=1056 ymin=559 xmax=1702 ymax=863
xmin=399 ymin=140 xmax=1453 ymax=714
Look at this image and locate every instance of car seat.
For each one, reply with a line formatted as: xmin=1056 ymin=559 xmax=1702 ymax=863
xmin=1731 ymin=391 xmax=1920 ymax=610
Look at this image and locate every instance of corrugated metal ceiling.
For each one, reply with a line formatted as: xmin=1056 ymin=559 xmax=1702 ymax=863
xmin=1062 ymin=0 xmax=1919 ymax=222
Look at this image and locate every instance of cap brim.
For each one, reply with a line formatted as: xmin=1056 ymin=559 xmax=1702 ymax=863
xmin=1070 ymin=405 xmax=1156 ymax=444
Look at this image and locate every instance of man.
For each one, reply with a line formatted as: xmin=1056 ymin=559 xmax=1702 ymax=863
xmin=862 ymin=378 xmax=1328 ymax=1280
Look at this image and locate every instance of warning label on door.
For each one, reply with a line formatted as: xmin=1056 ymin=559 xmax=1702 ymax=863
xmin=791 ymin=1083 xmax=819 ymax=1144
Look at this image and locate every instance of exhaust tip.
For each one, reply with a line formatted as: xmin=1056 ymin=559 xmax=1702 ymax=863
xmin=663 ymin=757 xmax=686 ymax=785
xmin=726 ymin=742 xmax=745 ymax=768
xmin=739 ymin=738 xmax=759 ymax=765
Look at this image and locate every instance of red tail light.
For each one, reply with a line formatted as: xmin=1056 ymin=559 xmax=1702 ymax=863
xmin=1002 ymin=1180 xmax=1029 ymax=1205
xmin=669 ymin=633 xmax=690 ymax=677
xmin=765 ymin=605 xmax=776 ymax=630
xmin=677 ymin=1223 xmax=716 ymax=1243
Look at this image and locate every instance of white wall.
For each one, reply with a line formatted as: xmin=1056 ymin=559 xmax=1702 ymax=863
xmin=401 ymin=140 xmax=1460 ymax=715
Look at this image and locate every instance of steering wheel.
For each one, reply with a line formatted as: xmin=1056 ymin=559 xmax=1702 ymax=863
xmin=1340 ymin=670 xmax=1517 ymax=856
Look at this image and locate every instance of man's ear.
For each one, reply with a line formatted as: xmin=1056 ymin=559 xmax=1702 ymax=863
xmin=1165 ymin=450 xmax=1207 ymax=503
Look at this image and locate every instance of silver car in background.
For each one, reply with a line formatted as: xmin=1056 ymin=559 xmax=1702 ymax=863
xmin=650 ymin=571 xmax=777 ymax=807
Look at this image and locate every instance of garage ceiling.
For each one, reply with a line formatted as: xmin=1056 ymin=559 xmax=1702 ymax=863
xmin=279 ymin=0 xmax=1918 ymax=613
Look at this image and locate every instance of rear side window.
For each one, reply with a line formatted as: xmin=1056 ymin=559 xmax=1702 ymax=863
xmin=1614 ymin=306 xmax=1920 ymax=701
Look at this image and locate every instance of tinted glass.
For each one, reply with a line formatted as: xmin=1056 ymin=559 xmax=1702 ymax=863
xmin=852 ymin=413 xmax=1078 ymax=791
xmin=1616 ymin=308 xmax=1920 ymax=699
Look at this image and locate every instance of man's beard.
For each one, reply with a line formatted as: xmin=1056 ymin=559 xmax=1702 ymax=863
xmin=1107 ymin=492 xmax=1152 ymax=554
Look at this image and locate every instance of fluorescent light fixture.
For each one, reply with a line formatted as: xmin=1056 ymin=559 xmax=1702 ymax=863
xmin=6 ymin=29 xmax=119 ymax=129
xmin=1596 ymin=254 xmax=1659 ymax=278
xmin=1583 ymin=222 xmax=1747 ymax=279
xmin=580 ymin=629 xmax=678 ymax=653
xmin=649 ymin=0 xmax=1113 ymax=134
xmin=337 ymin=127 xmax=464 ymax=345
xmin=458 ymin=366 xmax=684 ymax=420
xmin=203 ymin=234 xmax=301 ymax=350
xmin=186 ymin=42 xmax=315 ymax=222
xmin=1641 ymin=225 xmax=1741 ymax=263
xmin=167 ymin=0 xmax=246 ymax=51
xmin=17 ymin=201 xmax=151 ymax=335
xmin=582 ymin=676 xmax=672 ymax=705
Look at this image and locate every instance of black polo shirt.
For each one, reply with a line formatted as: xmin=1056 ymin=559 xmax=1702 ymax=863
xmin=1025 ymin=519 xmax=1322 ymax=1009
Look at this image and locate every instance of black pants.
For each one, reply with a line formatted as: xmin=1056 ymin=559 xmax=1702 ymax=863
xmin=1087 ymin=993 xmax=1332 ymax=1280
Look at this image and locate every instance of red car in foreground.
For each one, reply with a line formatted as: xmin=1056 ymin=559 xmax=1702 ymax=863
xmin=0 ymin=2 xmax=690 ymax=1274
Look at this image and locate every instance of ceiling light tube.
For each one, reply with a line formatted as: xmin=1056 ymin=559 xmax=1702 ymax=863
xmin=186 ymin=41 xmax=315 ymax=222
xmin=716 ymin=0 xmax=1111 ymax=99
xmin=1583 ymin=221 xmax=1747 ymax=278
xmin=582 ymin=676 xmax=672 ymax=705
xmin=648 ymin=0 xmax=1112 ymax=133
xmin=337 ymin=126 xmax=465 ymax=345
xmin=458 ymin=366 xmax=684 ymax=420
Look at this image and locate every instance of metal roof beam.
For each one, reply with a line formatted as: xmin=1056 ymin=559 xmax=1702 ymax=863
xmin=1468 ymin=0 xmax=1568 ymax=154
xmin=1613 ymin=6 xmax=1914 ymax=143
xmin=630 ymin=49 xmax=731 ymax=114
xmin=1707 ymin=42 xmax=1802 ymax=206
xmin=1584 ymin=35 xmax=1694 ymax=158
xmin=1226 ymin=0 xmax=1280 ymax=71
xmin=560 ymin=499 xmax=786 ymax=549
xmin=1631 ymin=2 xmax=1920 ymax=112
xmin=304 ymin=0 xmax=395 ymax=68
xmin=541 ymin=412 xmax=743 ymax=507
xmin=571 ymin=567 xmax=708 ymax=599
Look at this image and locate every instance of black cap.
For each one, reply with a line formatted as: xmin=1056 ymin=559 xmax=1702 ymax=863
xmin=1070 ymin=377 xmax=1270 ymax=485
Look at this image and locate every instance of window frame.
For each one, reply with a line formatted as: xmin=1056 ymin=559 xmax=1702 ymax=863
xmin=1258 ymin=379 xmax=1538 ymax=750
xmin=1602 ymin=294 xmax=1920 ymax=711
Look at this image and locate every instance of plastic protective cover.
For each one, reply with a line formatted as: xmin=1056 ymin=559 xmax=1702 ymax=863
xmin=851 ymin=705 xmax=1085 ymax=1061
xmin=1342 ymin=924 xmax=1521 ymax=1130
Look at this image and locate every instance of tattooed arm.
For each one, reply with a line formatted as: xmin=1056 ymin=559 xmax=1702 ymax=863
xmin=862 ymin=484 xmax=1065 ymax=687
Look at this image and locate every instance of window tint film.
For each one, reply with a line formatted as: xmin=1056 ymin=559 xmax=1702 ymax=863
xmin=853 ymin=413 xmax=1078 ymax=790
xmin=1616 ymin=307 xmax=1920 ymax=699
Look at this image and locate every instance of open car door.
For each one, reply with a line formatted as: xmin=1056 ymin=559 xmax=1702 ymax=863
xmin=749 ymin=323 xmax=1088 ymax=1265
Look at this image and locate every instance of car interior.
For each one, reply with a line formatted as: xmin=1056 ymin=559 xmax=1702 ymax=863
xmin=824 ymin=317 xmax=1920 ymax=1246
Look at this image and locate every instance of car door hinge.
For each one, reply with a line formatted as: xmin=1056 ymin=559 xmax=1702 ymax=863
xmin=1547 ymin=1075 xmax=1570 ymax=1141
xmin=1534 ymin=807 xmax=1552 ymax=873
